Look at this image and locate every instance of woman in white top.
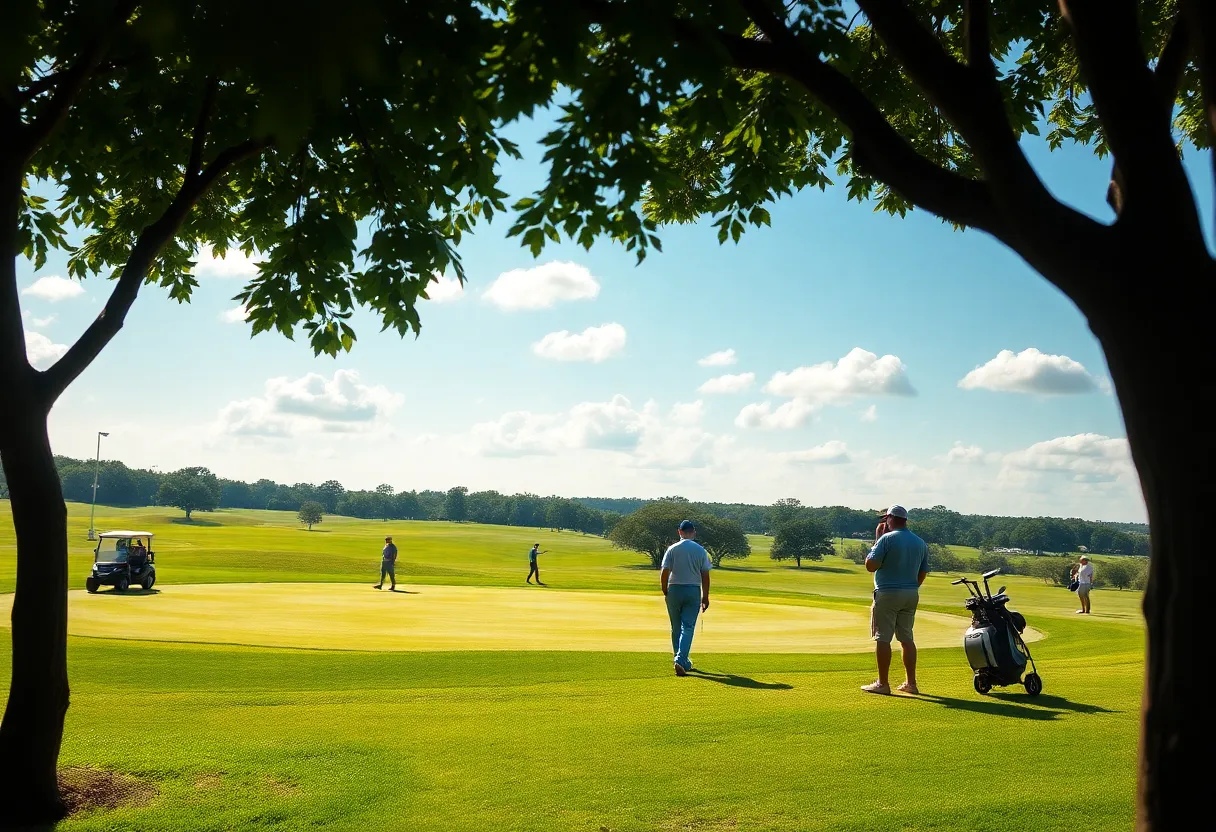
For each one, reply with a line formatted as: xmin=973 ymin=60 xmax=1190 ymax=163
xmin=1072 ymin=555 xmax=1095 ymax=614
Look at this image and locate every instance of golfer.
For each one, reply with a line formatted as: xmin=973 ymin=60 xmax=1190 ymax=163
xmin=862 ymin=505 xmax=928 ymax=695
xmin=1074 ymin=555 xmax=1095 ymax=614
xmin=374 ymin=535 xmax=398 ymax=591
xmin=526 ymin=543 xmax=547 ymax=585
xmin=660 ymin=520 xmax=711 ymax=677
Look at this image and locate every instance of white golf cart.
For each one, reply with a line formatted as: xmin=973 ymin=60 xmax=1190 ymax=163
xmin=85 ymin=530 xmax=156 ymax=593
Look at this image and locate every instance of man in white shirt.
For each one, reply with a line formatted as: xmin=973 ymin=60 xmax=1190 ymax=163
xmin=660 ymin=520 xmax=712 ymax=676
xmin=1074 ymin=555 xmax=1095 ymax=614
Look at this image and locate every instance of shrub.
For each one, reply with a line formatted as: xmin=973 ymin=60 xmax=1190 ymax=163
xmin=1027 ymin=557 xmax=1074 ymax=586
xmin=840 ymin=541 xmax=869 ymax=565
xmin=927 ymin=543 xmax=964 ymax=574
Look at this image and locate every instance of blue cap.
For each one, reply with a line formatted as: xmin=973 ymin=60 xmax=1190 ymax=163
xmin=678 ymin=520 xmax=695 ymax=531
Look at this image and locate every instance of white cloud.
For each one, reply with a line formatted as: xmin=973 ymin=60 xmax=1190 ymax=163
xmin=765 ymin=348 xmax=915 ymax=401
xmin=215 ymin=370 xmax=403 ymax=438
xmin=24 ymin=332 xmax=67 ymax=369
xmin=738 ymin=348 xmax=913 ymax=430
xmin=483 ymin=261 xmax=599 ymax=310
xmin=783 ymin=441 xmax=851 ymax=465
xmin=532 ymin=323 xmax=626 ymax=362
xmin=861 ymin=405 xmax=878 ymax=423
xmin=471 ymin=395 xmax=724 ymax=470
xmin=424 ymin=274 xmax=464 ymax=303
xmin=220 ymin=305 xmax=248 ymax=323
xmin=734 ymin=399 xmax=818 ymax=430
xmin=22 ymin=275 xmax=84 ymax=302
xmin=946 ymin=442 xmax=988 ymax=465
xmin=669 ymin=401 xmax=705 ymax=426
xmin=958 ymin=348 xmax=1100 ymax=395
xmin=22 ymin=310 xmax=56 ymax=327
xmin=698 ymin=349 xmax=738 ymax=367
xmin=1002 ymin=433 xmax=1133 ymax=483
xmin=699 ymin=372 xmax=755 ymax=394
xmin=195 ymin=244 xmax=261 ymax=279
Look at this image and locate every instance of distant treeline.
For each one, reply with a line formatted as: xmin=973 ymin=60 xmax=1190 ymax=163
xmin=12 ymin=456 xmax=1148 ymax=555
xmin=577 ymin=497 xmax=1150 ymax=557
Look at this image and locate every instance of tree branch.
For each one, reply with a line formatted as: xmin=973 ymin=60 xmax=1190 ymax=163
xmin=1107 ymin=16 xmax=1192 ymax=214
xmin=186 ymin=78 xmax=219 ymax=183
xmin=39 ymin=139 xmax=266 ymax=402
xmin=1181 ymin=0 xmax=1216 ymax=223
xmin=16 ymin=1 xmax=139 ymax=165
xmin=964 ymin=0 xmax=994 ymax=78
xmin=1060 ymin=0 xmax=1198 ymax=234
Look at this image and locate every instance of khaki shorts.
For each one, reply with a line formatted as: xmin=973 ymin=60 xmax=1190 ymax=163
xmin=871 ymin=589 xmax=920 ymax=644
xmin=1077 ymin=583 xmax=1091 ymax=599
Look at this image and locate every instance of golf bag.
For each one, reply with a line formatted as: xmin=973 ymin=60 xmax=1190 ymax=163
xmin=953 ymin=569 xmax=1042 ymax=696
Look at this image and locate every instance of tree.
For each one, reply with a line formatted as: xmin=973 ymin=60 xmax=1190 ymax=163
xmin=504 ymin=4 xmax=1206 ymax=822
xmin=926 ymin=543 xmax=964 ymax=574
xmin=297 ymin=501 xmax=324 ymax=531
xmin=765 ymin=497 xmax=803 ymax=534
xmin=0 ymin=2 xmax=533 ymax=818
xmin=316 ymin=480 xmax=345 ymax=514
xmin=156 ymin=467 xmax=220 ymax=521
xmin=770 ymin=518 xmax=833 ymax=567
xmin=445 ymin=486 xmax=469 ymax=522
xmin=698 ymin=517 xmax=751 ymax=567
xmin=1104 ymin=559 xmax=1137 ymax=590
xmin=608 ymin=502 xmax=692 ymax=568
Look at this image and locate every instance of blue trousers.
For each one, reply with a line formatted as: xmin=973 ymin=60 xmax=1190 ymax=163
xmin=665 ymin=584 xmax=702 ymax=670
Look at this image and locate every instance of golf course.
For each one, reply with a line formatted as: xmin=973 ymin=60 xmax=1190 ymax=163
xmin=0 ymin=503 xmax=1143 ymax=831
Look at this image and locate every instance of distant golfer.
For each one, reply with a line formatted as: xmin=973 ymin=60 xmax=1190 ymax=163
xmin=862 ymin=505 xmax=928 ymax=695
xmin=1073 ymin=555 xmax=1094 ymax=614
xmin=374 ymin=535 xmax=398 ymax=591
xmin=660 ymin=520 xmax=711 ymax=677
xmin=527 ymin=543 xmax=547 ymax=585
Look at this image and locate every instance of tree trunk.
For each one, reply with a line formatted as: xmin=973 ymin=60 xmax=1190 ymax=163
xmin=0 ymin=402 xmax=70 ymax=823
xmin=1079 ymin=250 xmax=1215 ymax=832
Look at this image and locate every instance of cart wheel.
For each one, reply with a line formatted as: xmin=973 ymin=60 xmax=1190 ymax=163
xmin=115 ymin=577 xmax=129 ymax=592
xmin=85 ymin=578 xmax=99 ymax=594
xmin=973 ymin=675 xmax=991 ymax=695
xmin=142 ymin=574 xmax=155 ymax=591
xmin=1024 ymin=673 xmax=1043 ymax=697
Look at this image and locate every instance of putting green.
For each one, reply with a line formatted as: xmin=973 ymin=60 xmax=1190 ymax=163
xmin=5 ymin=583 xmax=1039 ymax=653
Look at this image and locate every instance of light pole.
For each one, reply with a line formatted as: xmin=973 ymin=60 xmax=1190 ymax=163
xmin=87 ymin=431 xmax=109 ymax=541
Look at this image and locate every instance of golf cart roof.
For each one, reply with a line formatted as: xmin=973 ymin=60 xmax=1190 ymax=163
xmin=98 ymin=530 xmax=154 ymax=539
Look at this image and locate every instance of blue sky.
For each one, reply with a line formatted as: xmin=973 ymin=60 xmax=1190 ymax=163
xmin=20 ymin=114 xmax=1212 ymax=523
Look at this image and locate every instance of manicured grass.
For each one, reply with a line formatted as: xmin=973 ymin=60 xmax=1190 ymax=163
xmin=0 ymin=502 xmax=1143 ymax=830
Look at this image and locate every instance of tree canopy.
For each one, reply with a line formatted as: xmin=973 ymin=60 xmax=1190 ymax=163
xmin=297 ymin=501 xmax=324 ymax=530
xmin=155 ymin=466 xmax=220 ymax=520
xmin=770 ymin=518 xmax=833 ymax=567
xmin=698 ymin=517 xmax=751 ymax=567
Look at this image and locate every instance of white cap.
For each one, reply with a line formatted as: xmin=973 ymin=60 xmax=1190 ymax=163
xmin=881 ymin=505 xmax=908 ymax=520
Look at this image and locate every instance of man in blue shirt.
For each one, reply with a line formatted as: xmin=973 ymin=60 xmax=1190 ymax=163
xmin=861 ymin=505 xmax=928 ymax=695
xmin=526 ymin=543 xmax=547 ymax=585
xmin=660 ymin=520 xmax=712 ymax=676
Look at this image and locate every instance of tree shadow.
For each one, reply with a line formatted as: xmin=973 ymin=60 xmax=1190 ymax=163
xmin=618 ymin=564 xmax=660 ymax=571
xmin=687 ymin=669 xmax=793 ymax=690
xmin=169 ymin=517 xmax=222 ymax=527
xmin=714 ymin=565 xmax=767 ymax=572
xmin=298 ymin=528 xmax=331 ymax=533
xmin=785 ymin=564 xmax=853 ymax=574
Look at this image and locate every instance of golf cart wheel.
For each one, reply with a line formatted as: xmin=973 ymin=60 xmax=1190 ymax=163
xmin=115 ymin=577 xmax=129 ymax=592
xmin=1024 ymin=673 xmax=1043 ymax=697
xmin=973 ymin=675 xmax=991 ymax=695
xmin=85 ymin=578 xmax=99 ymax=594
xmin=142 ymin=574 xmax=155 ymax=591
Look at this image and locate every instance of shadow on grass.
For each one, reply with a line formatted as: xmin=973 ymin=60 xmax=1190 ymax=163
xmin=618 ymin=564 xmax=660 ymax=571
xmin=298 ymin=528 xmax=332 ymax=532
xmin=169 ymin=517 xmax=222 ymax=527
xmin=908 ymin=691 xmax=1111 ymax=720
xmin=784 ymin=564 xmax=853 ymax=574
xmin=688 ymin=669 xmax=793 ymax=690
xmin=989 ymin=692 xmax=1115 ymax=715
xmin=89 ymin=588 xmax=161 ymax=597
xmin=714 ymin=565 xmax=767 ymax=573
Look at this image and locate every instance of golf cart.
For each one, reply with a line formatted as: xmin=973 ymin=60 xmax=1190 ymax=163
xmin=85 ymin=530 xmax=156 ymax=593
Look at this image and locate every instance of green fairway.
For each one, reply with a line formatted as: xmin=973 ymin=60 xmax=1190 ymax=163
xmin=0 ymin=502 xmax=1143 ymax=830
